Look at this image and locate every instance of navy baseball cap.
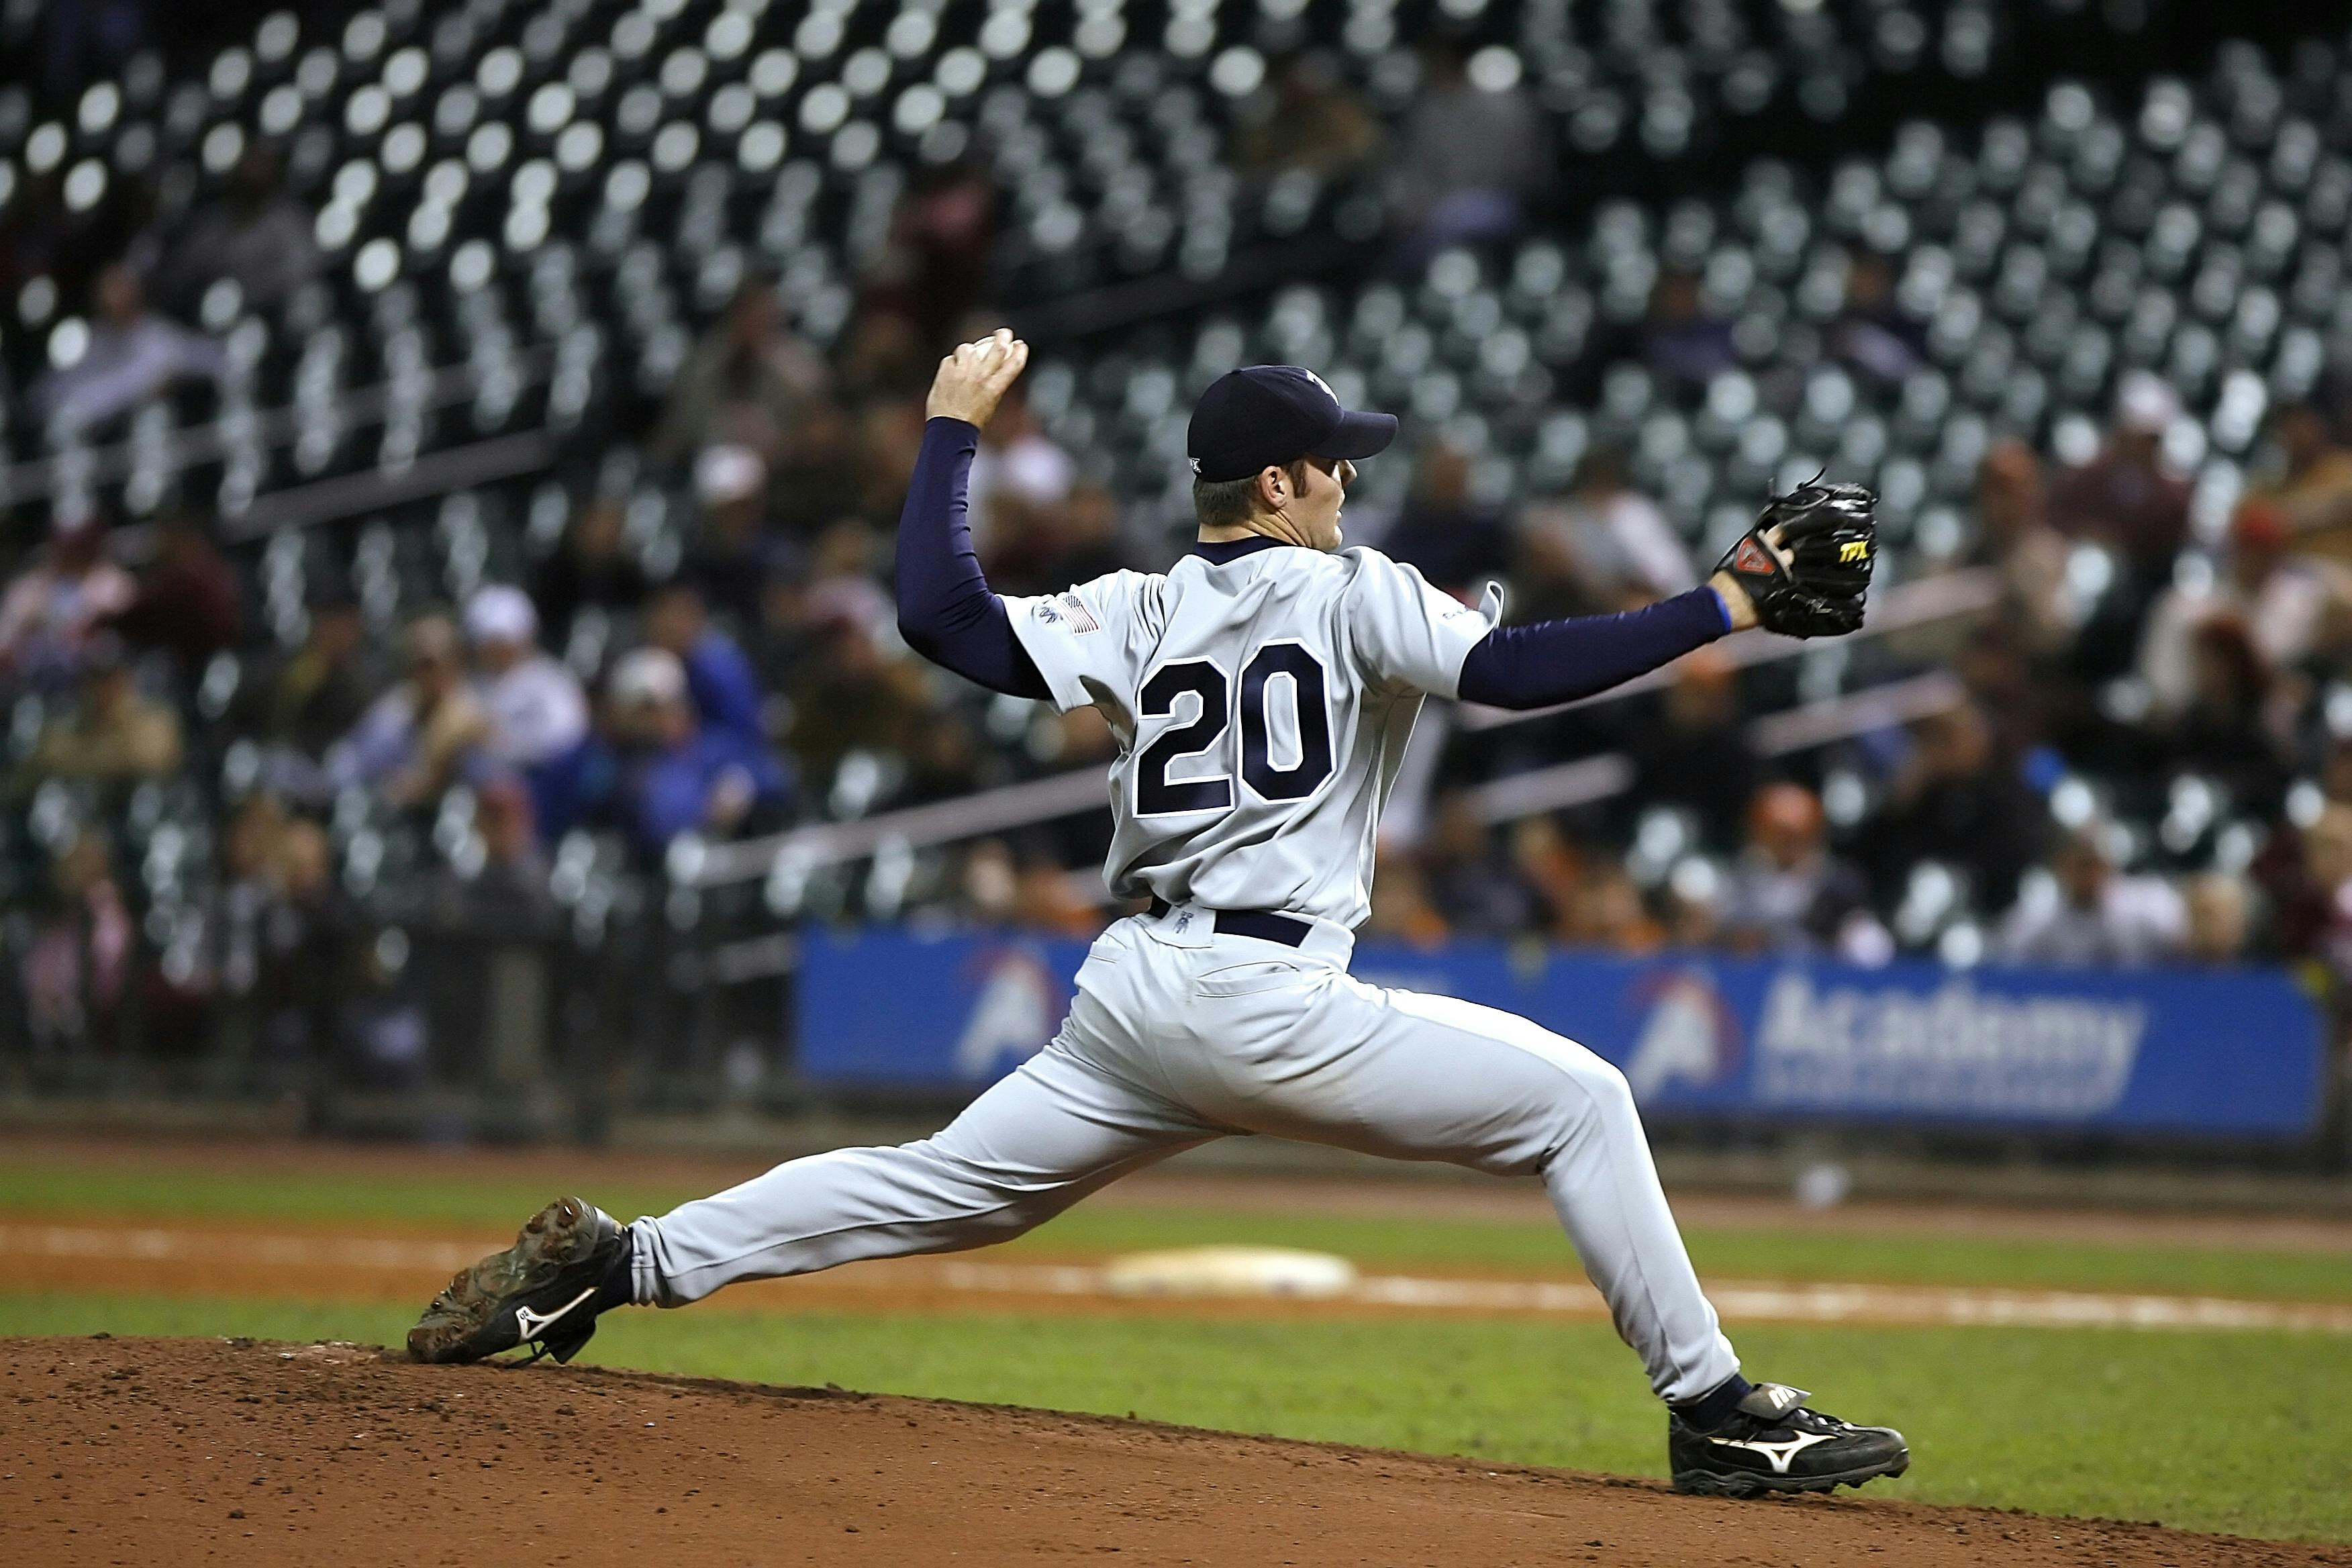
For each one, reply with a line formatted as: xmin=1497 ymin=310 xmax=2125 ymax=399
xmin=1186 ymin=366 xmax=1399 ymax=483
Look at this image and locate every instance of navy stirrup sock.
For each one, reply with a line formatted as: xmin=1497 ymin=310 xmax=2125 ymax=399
xmin=1671 ymin=1373 xmax=1755 ymax=1433
xmin=589 ymin=1224 xmax=636 ymax=1312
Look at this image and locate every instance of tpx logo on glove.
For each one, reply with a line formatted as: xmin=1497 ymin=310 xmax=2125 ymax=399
xmin=1839 ymin=540 xmax=1870 ymax=563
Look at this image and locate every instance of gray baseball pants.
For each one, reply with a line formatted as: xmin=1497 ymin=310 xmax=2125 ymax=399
xmin=630 ymin=903 xmax=1742 ymax=1403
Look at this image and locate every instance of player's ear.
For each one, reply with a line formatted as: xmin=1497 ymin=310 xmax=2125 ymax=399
xmin=1257 ymin=464 xmax=1287 ymax=510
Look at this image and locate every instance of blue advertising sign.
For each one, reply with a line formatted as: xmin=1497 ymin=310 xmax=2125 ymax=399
xmin=797 ymin=928 xmax=2329 ymax=1138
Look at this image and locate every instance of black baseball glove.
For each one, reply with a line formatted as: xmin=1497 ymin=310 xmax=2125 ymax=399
xmin=1713 ymin=479 xmax=1877 ymax=638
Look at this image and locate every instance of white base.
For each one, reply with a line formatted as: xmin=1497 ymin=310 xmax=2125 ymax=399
xmin=1101 ymin=1245 xmax=1360 ymax=1299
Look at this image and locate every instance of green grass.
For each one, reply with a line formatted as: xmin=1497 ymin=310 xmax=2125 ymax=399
xmin=5 ymin=1159 xmax=2348 ymax=1302
xmin=5 ymin=1290 xmax=2348 ymax=1543
xmin=1021 ymin=1202 xmax=2352 ymax=1302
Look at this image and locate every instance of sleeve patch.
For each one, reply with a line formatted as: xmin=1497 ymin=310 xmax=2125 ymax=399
xmin=1036 ymin=591 xmax=1101 ymax=634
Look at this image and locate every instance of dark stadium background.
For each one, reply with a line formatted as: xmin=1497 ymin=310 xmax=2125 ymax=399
xmin=1 ymin=0 xmax=2350 ymax=1167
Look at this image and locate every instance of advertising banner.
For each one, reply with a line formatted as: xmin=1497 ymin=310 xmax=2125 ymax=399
xmin=797 ymin=928 xmax=2327 ymax=1138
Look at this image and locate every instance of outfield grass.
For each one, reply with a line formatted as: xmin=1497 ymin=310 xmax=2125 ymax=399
xmin=4 ymin=1290 xmax=2348 ymax=1543
xmin=5 ymin=1159 xmax=2349 ymax=1303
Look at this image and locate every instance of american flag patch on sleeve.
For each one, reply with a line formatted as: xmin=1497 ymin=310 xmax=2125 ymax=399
xmin=1036 ymin=592 xmax=1101 ymax=634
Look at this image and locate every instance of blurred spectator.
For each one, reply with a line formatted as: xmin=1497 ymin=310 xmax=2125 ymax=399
xmin=1661 ymin=859 xmax=1726 ymax=949
xmin=1969 ymin=439 xmax=2077 ymax=659
xmin=2047 ymin=370 xmax=2191 ymax=590
xmin=2182 ymin=869 xmax=2256 ymax=965
xmin=330 ymin=613 xmax=489 ymax=810
xmin=464 ymin=585 xmax=590 ymax=838
xmin=1627 ymin=646 xmax=1757 ymax=850
xmin=18 ymin=635 xmax=183 ymax=790
xmin=787 ymin=609 xmax=932 ymax=794
xmin=530 ymin=494 xmax=652 ymax=656
xmin=2249 ymin=791 xmax=2345 ymax=965
xmin=1422 ymin=793 xmax=1540 ymax=937
xmin=2139 ymin=501 xmax=2352 ymax=721
xmin=1859 ymin=701 xmax=2046 ymax=914
xmin=2298 ymin=802 xmax=2352 ymax=983
xmin=473 ymin=778 xmax=553 ymax=909
xmin=767 ymin=399 xmax=870 ymax=539
xmin=1718 ymin=784 xmax=1891 ymax=962
xmin=1825 ymin=254 xmax=1926 ymax=386
xmin=1363 ymin=844 xmax=1449 ymax=946
xmin=1640 ymin=271 xmax=1738 ymax=394
xmin=968 ymin=389 xmax=1075 ymax=558
xmin=338 ymin=923 xmax=432 ymax=1090
xmin=605 ymin=646 xmax=792 ymax=862
xmin=1385 ymin=44 xmax=1548 ymax=264
xmin=899 ymin=702 xmax=986 ymax=808
xmin=1516 ymin=446 xmax=1696 ymax=618
xmin=987 ymin=482 xmax=1134 ymax=598
xmin=0 ymin=511 xmax=136 ymax=688
xmin=2165 ymin=617 xmax=2292 ymax=817
xmin=21 ymin=829 xmax=132 ymax=1057
xmin=1997 ymin=826 xmax=2186 ymax=966
xmin=467 ymin=586 xmax=587 ymax=768
xmin=259 ymin=589 xmax=380 ymax=769
xmin=861 ymin=159 xmax=998 ymax=349
xmin=1508 ymin=817 xmax=1671 ymax=954
xmin=835 ymin=310 xmax=932 ymax=405
xmin=1379 ymin=438 xmax=1510 ymax=595
xmin=1564 ymin=860 xmax=1666 ymax=953
xmin=399 ymin=776 xmax=558 ymax=934
xmin=156 ymin=142 xmax=322 ymax=315
xmin=108 ymin=512 xmax=239 ymax=671
xmin=190 ymin=797 xmax=350 ymax=1083
xmin=1014 ymin=848 xmax=1106 ymax=938
xmin=650 ymin=275 xmax=829 ymax=467
xmin=2247 ymin=401 xmax=2352 ymax=567
xmin=251 ymin=815 xmax=346 ymax=1078
xmin=785 ymin=519 xmax=896 ymax=651
xmin=685 ymin=444 xmax=785 ymax=629
xmin=1951 ymin=620 xmax=2051 ymax=765
xmin=1230 ymin=52 xmax=1382 ymax=179
xmin=32 ymin=262 xmax=226 ymax=439
xmin=956 ymin=838 xmax=1021 ymax=927
xmin=642 ymin=583 xmax=765 ymax=746
xmin=1508 ymin=816 xmax=1585 ymax=934
xmin=856 ymin=398 xmax=932 ymax=520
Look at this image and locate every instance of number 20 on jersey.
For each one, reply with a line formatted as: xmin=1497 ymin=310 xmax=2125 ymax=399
xmin=1135 ymin=642 xmax=1335 ymax=815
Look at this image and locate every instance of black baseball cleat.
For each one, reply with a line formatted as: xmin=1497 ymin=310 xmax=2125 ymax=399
xmin=407 ymin=1197 xmax=628 ymax=1366
xmin=1668 ymin=1383 xmax=1909 ymax=1497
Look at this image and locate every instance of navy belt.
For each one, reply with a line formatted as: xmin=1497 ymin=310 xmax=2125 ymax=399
xmin=1146 ymin=898 xmax=1310 ymax=948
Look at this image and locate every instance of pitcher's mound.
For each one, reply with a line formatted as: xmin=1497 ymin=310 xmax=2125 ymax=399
xmin=3 ymin=1336 xmax=2337 ymax=1567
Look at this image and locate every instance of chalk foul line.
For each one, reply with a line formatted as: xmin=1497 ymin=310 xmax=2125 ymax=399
xmin=5 ymin=1223 xmax=2348 ymax=1336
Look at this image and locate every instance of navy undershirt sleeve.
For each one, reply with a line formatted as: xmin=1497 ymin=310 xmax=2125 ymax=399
xmin=893 ymin=416 xmax=1050 ymax=699
xmin=1455 ymin=587 xmax=1734 ymax=709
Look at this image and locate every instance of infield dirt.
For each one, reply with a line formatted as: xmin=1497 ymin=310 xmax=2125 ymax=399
xmin=5 ymin=1336 xmax=2344 ymax=1567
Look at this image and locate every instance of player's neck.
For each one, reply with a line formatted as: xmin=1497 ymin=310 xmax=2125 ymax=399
xmin=1196 ymin=513 xmax=1316 ymax=550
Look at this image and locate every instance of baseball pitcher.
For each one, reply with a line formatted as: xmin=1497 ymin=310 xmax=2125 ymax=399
xmin=411 ymin=332 xmax=1904 ymax=1498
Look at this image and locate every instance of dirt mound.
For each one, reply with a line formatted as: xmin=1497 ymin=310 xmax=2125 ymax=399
xmin=3 ymin=1337 xmax=2339 ymax=1567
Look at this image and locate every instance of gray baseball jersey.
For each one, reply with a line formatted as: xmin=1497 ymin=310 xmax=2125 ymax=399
xmin=1002 ymin=544 xmax=1502 ymax=926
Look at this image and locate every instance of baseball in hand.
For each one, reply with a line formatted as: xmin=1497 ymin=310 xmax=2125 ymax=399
xmin=926 ymin=328 xmax=1032 ymax=428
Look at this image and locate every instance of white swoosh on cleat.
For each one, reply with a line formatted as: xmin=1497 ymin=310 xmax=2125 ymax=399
xmin=513 ymin=1286 xmax=596 ymax=1342
xmin=1702 ymin=1429 xmax=1841 ymax=1474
